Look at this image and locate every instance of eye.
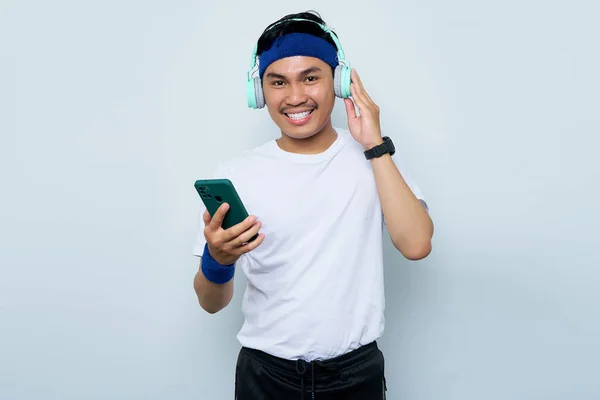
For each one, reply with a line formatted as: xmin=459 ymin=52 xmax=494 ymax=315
xmin=271 ymin=80 xmax=285 ymax=86
xmin=305 ymin=76 xmax=318 ymax=83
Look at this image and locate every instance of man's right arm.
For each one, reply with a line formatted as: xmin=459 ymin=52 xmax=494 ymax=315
xmin=193 ymin=259 xmax=234 ymax=314
xmin=193 ymin=203 xmax=265 ymax=314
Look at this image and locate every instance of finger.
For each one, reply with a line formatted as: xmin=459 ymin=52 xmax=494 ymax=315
xmin=236 ymin=233 xmax=266 ymax=254
xmin=344 ymin=98 xmax=357 ymax=120
xmin=222 ymin=214 xmax=258 ymax=242
xmin=208 ymin=202 xmax=229 ymax=230
xmin=350 ymin=69 xmax=368 ymax=101
xmin=202 ymin=209 xmax=211 ymax=226
xmin=351 ymin=69 xmax=376 ymax=106
xmin=351 ymin=69 xmax=367 ymax=95
xmin=229 ymin=220 xmax=262 ymax=248
xmin=350 ymin=77 xmax=379 ymax=117
xmin=350 ymin=81 xmax=368 ymax=111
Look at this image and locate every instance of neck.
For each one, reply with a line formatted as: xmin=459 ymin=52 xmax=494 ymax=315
xmin=276 ymin=121 xmax=338 ymax=155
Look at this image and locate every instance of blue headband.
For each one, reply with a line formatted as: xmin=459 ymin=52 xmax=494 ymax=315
xmin=258 ymin=32 xmax=339 ymax=79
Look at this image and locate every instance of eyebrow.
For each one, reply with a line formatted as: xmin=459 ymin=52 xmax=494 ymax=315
xmin=265 ymin=66 xmax=323 ymax=80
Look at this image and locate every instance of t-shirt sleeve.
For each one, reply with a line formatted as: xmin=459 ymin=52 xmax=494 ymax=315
xmin=391 ymin=151 xmax=429 ymax=212
xmin=192 ymin=162 xmax=230 ymax=257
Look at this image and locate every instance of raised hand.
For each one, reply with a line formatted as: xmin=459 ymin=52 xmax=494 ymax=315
xmin=343 ymin=69 xmax=385 ymax=150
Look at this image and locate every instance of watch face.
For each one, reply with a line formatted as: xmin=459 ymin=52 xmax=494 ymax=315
xmin=384 ymin=137 xmax=395 ymax=154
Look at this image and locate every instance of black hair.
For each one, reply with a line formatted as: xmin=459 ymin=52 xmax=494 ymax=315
xmin=256 ymin=11 xmax=338 ymax=56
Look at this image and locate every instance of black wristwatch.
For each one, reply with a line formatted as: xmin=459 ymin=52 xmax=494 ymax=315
xmin=364 ymin=136 xmax=395 ymax=160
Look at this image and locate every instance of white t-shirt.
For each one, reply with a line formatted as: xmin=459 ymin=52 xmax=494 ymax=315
xmin=193 ymin=128 xmax=426 ymax=361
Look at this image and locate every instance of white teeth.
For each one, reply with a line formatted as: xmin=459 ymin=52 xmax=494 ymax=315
xmin=286 ymin=110 xmax=312 ymax=120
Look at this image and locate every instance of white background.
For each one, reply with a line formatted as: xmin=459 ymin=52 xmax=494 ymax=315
xmin=1 ymin=0 xmax=599 ymax=399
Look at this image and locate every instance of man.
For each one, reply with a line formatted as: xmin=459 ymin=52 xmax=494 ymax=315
xmin=193 ymin=11 xmax=433 ymax=400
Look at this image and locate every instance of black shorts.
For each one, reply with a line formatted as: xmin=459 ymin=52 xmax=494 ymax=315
xmin=235 ymin=341 xmax=387 ymax=400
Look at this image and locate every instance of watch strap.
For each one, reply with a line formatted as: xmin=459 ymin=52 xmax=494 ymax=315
xmin=364 ymin=136 xmax=395 ymax=160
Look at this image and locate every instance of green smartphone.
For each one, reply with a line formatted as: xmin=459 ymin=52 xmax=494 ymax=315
xmin=194 ymin=178 xmax=258 ymax=242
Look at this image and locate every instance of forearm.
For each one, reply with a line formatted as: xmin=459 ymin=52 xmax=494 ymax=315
xmin=193 ymin=260 xmax=234 ymax=314
xmin=370 ymin=154 xmax=433 ymax=260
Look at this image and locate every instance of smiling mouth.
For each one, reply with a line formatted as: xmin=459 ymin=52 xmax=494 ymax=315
xmin=284 ymin=110 xmax=314 ymax=120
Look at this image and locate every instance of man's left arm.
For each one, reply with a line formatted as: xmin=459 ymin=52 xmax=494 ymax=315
xmin=344 ymin=69 xmax=433 ymax=260
xmin=369 ymin=149 xmax=433 ymax=260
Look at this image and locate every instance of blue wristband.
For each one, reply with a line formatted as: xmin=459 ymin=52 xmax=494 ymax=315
xmin=201 ymin=243 xmax=235 ymax=284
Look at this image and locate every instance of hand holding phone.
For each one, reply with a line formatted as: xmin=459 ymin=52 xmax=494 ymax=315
xmin=202 ymin=203 xmax=265 ymax=265
xmin=195 ymin=179 xmax=265 ymax=265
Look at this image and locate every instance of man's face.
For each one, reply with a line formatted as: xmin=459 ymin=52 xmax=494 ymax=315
xmin=262 ymin=56 xmax=336 ymax=139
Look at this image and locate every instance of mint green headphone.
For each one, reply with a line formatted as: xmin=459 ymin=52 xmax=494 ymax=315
xmin=246 ymin=18 xmax=352 ymax=109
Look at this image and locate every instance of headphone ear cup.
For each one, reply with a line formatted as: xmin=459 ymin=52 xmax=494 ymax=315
xmin=246 ymin=76 xmax=264 ymax=109
xmin=334 ymin=65 xmax=343 ymax=98
xmin=341 ymin=65 xmax=352 ymax=98
xmin=247 ymin=76 xmax=257 ymax=108
xmin=254 ymin=77 xmax=265 ymax=109
xmin=334 ymin=65 xmax=352 ymax=99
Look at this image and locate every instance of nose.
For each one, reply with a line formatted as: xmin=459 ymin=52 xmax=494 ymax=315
xmin=285 ymin=82 xmax=309 ymax=106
